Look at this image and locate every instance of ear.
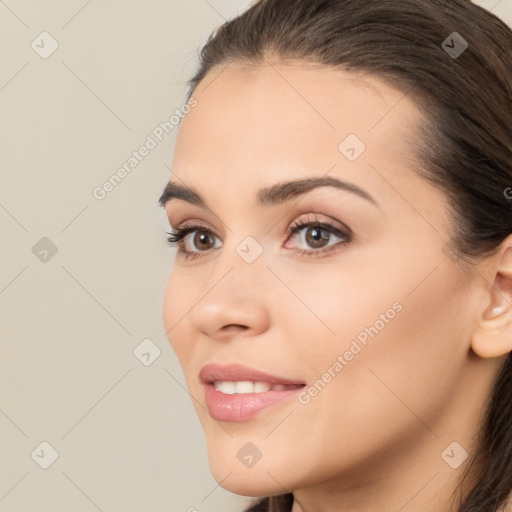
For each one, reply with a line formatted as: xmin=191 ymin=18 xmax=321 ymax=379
xmin=471 ymin=235 xmax=512 ymax=359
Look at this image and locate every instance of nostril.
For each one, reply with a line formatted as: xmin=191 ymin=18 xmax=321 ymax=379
xmin=223 ymin=324 xmax=248 ymax=331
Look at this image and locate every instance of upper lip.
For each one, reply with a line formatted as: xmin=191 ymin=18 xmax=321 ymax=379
xmin=199 ymin=363 xmax=306 ymax=386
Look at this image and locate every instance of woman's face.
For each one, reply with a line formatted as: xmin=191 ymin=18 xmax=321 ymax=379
xmin=160 ymin=62 xmax=490 ymax=503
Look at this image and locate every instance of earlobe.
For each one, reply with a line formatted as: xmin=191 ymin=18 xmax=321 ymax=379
xmin=470 ymin=240 xmax=512 ymax=359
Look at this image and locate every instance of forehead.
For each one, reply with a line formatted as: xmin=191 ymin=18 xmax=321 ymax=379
xmin=170 ymin=61 xmax=426 ymax=212
xmin=176 ymin=61 xmax=421 ymax=160
xmin=187 ymin=60 xmax=416 ymax=125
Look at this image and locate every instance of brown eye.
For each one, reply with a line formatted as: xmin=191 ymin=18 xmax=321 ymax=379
xmin=284 ymin=218 xmax=352 ymax=258
xmin=165 ymin=224 xmax=222 ymax=258
xmin=304 ymin=226 xmax=331 ymax=248
xmin=192 ymin=231 xmax=216 ymax=251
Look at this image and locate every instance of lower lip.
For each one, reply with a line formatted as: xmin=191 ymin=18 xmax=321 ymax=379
xmin=204 ymin=383 xmax=305 ymax=422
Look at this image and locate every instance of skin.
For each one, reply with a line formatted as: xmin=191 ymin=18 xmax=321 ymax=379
xmin=161 ymin=59 xmax=512 ymax=512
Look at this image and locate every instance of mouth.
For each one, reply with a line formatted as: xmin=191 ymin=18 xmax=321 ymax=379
xmin=211 ymin=380 xmax=304 ymax=394
xmin=199 ymin=363 xmax=306 ymax=422
xmin=199 ymin=362 xmax=306 ymax=387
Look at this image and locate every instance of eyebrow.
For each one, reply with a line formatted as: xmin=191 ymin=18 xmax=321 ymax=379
xmin=158 ymin=175 xmax=378 ymax=212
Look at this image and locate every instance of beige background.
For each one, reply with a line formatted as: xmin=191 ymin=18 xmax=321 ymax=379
xmin=1 ymin=1 xmax=511 ymax=511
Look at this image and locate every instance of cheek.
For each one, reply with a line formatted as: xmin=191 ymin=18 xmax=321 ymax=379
xmin=162 ymin=271 xmax=196 ymax=366
xmin=275 ymin=259 xmax=404 ymax=369
xmin=354 ymin=303 xmax=461 ymax=461
xmin=284 ymin=249 xmax=468 ymax=411
xmin=162 ymin=273 xmax=176 ymax=335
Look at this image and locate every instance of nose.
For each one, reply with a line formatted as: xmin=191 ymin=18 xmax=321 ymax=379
xmin=189 ymin=252 xmax=271 ymax=342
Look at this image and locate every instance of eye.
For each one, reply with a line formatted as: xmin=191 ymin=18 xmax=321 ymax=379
xmin=165 ymin=222 xmax=221 ymax=261
xmin=164 ymin=214 xmax=352 ymax=260
xmin=283 ymin=215 xmax=352 ymax=257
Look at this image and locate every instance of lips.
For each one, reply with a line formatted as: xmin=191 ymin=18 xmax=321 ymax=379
xmin=199 ymin=362 xmax=306 ymax=386
xmin=200 ymin=363 xmax=307 ymax=422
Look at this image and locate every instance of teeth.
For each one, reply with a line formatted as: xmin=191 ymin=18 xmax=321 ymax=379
xmin=213 ymin=381 xmax=299 ymax=394
xmin=254 ymin=382 xmax=271 ymax=393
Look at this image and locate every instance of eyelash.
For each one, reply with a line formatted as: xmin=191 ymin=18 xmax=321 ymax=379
xmin=165 ymin=217 xmax=352 ymax=261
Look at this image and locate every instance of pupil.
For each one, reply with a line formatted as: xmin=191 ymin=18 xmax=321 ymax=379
xmin=307 ymin=227 xmax=329 ymax=248
xmin=196 ymin=232 xmax=212 ymax=249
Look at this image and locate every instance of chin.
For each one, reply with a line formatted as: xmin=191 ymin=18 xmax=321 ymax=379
xmin=210 ymin=468 xmax=285 ymax=498
xmin=206 ymin=443 xmax=293 ymax=497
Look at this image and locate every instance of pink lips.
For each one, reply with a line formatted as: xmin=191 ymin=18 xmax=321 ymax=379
xmin=199 ymin=363 xmax=306 ymax=422
xmin=199 ymin=363 xmax=305 ymax=386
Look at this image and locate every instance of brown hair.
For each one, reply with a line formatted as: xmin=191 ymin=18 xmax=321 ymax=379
xmin=181 ymin=1 xmax=512 ymax=510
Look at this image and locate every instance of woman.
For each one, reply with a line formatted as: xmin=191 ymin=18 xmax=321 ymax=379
xmin=159 ymin=1 xmax=512 ymax=510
